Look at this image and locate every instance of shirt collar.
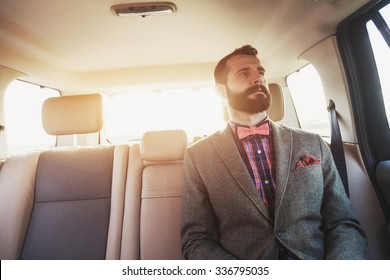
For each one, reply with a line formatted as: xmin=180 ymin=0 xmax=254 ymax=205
xmin=228 ymin=116 xmax=270 ymax=134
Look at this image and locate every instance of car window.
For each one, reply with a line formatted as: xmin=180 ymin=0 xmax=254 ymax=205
xmin=367 ymin=4 xmax=390 ymax=128
xmin=5 ymin=80 xmax=59 ymax=154
xmin=106 ymin=87 xmax=226 ymax=143
xmin=287 ymin=64 xmax=330 ymax=136
xmin=338 ymin=1 xmax=390 ymax=225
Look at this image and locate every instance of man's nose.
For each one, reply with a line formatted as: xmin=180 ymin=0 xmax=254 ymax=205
xmin=252 ymin=73 xmax=265 ymax=85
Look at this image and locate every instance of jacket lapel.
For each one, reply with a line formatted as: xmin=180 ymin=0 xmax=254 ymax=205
xmin=270 ymin=122 xmax=293 ymax=218
xmin=211 ymin=125 xmax=272 ymax=221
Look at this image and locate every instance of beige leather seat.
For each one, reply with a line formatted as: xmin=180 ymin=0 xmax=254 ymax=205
xmin=119 ymin=84 xmax=284 ymax=259
xmin=0 ymin=94 xmax=129 ymax=259
xmin=121 ymin=130 xmax=187 ymax=259
xmin=267 ymin=83 xmax=285 ymax=122
xmin=42 ymin=93 xmax=104 ymax=146
xmin=0 ymin=84 xmax=284 ymax=259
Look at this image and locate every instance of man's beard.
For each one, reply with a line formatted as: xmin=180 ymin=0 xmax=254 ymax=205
xmin=226 ymin=84 xmax=272 ymax=114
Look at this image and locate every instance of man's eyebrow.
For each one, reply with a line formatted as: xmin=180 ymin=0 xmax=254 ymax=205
xmin=234 ymin=66 xmax=265 ymax=75
xmin=234 ymin=67 xmax=250 ymax=76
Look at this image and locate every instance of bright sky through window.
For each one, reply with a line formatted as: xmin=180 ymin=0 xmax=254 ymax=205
xmin=106 ymin=87 xmax=226 ymax=143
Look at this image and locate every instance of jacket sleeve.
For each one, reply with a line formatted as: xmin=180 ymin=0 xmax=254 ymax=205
xmin=181 ymin=148 xmax=237 ymax=260
xmin=319 ymin=136 xmax=368 ymax=259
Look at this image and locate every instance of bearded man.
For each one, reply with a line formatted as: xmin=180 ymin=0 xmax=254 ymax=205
xmin=180 ymin=45 xmax=367 ymax=260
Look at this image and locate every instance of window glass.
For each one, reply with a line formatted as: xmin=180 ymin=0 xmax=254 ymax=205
xmin=106 ymin=87 xmax=226 ymax=143
xmin=5 ymin=80 xmax=59 ymax=154
xmin=367 ymin=4 xmax=390 ymax=127
xmin=379 ymin=2 xmax=390 ymax=19
xmin=287 ymin=64 xmax=330 ymax=136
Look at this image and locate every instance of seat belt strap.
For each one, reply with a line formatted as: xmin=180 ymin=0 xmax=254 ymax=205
xmin=328 ymin=99 xmax=349 ymax=197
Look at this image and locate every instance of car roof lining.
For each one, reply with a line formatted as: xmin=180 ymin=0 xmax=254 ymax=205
xmin=0 ymin=0 xmax=371 ymax=93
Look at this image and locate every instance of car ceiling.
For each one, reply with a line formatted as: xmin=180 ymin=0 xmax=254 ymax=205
xmin=0 ymin=0 xmax=370 ymax=94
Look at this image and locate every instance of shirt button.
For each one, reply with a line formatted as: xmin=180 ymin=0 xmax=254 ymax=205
xmin=264 ymin=180 xmax=269 ymax=184
xmin=257 ymin=150 xmax=261 ymax=154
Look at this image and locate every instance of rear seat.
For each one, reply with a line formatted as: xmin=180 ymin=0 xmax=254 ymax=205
xmin=0 ymin=94 xmax=129 ymax=259
xmin=20 ymin=145 xmax=129 ymax=259
xmin=121 ymin=130 xmax=187 ymax=259
xmin=0 ymin=152 xmax=41 ymax=259
xmin=2 ymin=83 xmax=381 ymax=259
xmin=0 ymin=86 xmax=281 ymax=260
xmin=0 ymin=93 xmax=188 ymax=259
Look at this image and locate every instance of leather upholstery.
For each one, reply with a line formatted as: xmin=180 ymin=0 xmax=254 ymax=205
xmin=268 ymin=83 xmax=285 ymax=122
xmin=42 ymin=94 xmax=103 ymax=135
xmin=0 ymin=152 xmax=40 ymax=259
xmin=121 ymin=130 xmax=187 ymax=259
xmin=141 ymin=130 xmax=187 ymax=162
xmin=0 ymin=91 xmax=128 ymax=259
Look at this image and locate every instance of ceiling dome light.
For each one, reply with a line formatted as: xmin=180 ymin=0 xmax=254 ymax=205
xmin=111 ymin=2 xmax=177 ymax=18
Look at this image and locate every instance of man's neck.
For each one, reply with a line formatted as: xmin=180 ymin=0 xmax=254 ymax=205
xmin=228 ymin=110 xmax=268 ymax=126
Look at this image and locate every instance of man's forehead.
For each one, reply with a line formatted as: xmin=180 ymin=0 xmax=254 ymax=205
xmin=226 ymin=54 xmax=262 ymax=71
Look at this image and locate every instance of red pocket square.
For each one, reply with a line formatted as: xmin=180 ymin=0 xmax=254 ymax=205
xmin=296 ymin=154 xmax=320 ymax=168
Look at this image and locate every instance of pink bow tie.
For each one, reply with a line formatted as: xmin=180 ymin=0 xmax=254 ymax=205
xmin=237 ymin=122 xmax=270 ymax=139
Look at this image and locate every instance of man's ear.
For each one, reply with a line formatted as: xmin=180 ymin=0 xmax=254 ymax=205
xmin=215 ymin=83 xmax=227 ymax=98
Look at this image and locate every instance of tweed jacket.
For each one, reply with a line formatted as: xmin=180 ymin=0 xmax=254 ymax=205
xmin=181 ymin=121 xmax=367 ymax=260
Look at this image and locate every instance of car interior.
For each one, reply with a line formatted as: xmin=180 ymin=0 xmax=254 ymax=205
xmin=0 ymin=0 xmax=389 ymax=260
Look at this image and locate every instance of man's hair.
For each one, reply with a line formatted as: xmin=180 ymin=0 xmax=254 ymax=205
xmin=214 ymin=45 xmax=258 ymax=85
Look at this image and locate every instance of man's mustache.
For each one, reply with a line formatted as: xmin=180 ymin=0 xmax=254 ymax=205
xmin=245 ymin=85 xmax=270 ymax=97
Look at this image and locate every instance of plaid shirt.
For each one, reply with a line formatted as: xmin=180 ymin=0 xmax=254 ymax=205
xmin=229 ymin=119 xmax=298 ymax=259
xmin=229 ymin=119 xmax=276 ymax=219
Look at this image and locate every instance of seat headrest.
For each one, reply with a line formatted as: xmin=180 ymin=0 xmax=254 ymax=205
xmin=141 ymin=130 xmax=188 ymax=161
xmin=42 ymin=94 xmax=103 ymax=135
xmin=267 ymin=83 xmax=284 ymax=122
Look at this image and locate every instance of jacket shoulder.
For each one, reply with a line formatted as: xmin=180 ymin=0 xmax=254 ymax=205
xmin=277 ymin=123 xmax=322 ymax=139
xmin=187 ymin=129 xmax=223 ymax=151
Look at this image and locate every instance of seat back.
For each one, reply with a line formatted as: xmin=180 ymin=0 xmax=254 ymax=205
xmin=14 ymin=145 xmax=129 ymax=260
xmin=20 ymin=147 xmax=115 ymax=259
xmin=121 ymin=130 xmax=187 ymax=259
xmin=0 ymin=152 xmax=40 ymax=259
xmin=0 ymin=94 xmax=129 ymax=259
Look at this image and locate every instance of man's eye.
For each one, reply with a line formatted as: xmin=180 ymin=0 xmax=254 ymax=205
xmin=240 ymin=72 xmax=248 ymax=78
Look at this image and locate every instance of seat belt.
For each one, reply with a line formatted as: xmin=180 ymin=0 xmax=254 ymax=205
xmin=327 ymin=99 xmax=349 ymax=197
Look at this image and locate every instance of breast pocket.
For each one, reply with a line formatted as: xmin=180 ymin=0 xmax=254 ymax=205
xmin=290 ymin=164 xmax=324 ymax=202
xmin=293 ymin=164 xmax=322 ymax=181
